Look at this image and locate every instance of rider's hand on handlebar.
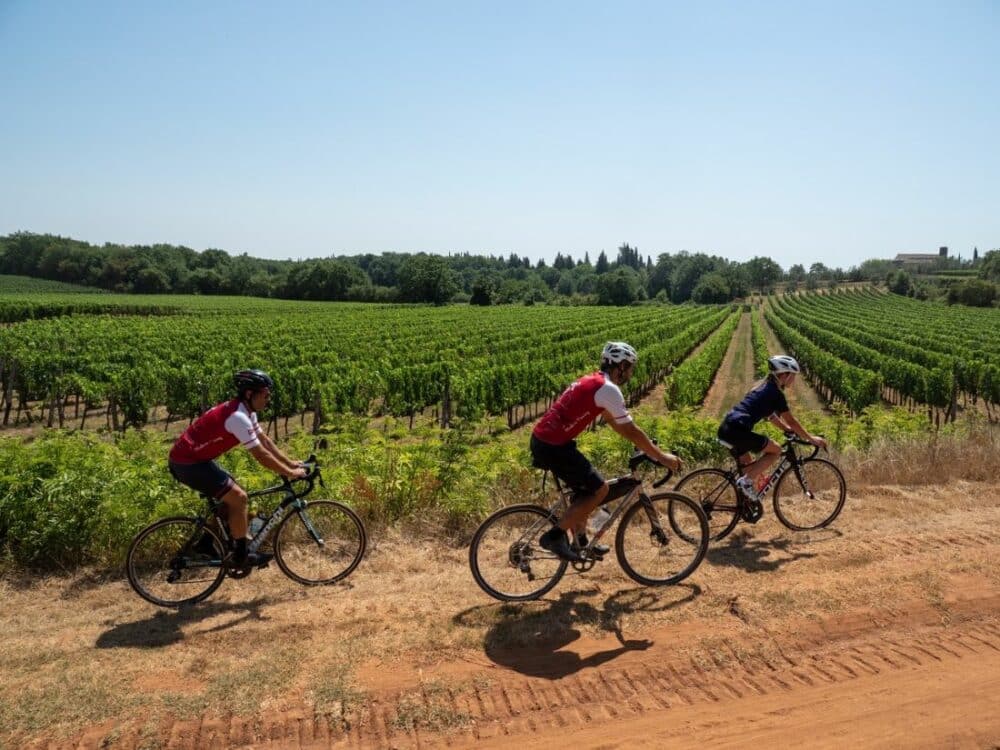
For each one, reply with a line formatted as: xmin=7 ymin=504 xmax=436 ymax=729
xmin=660 ymin=452 xmax=683 ymax=472
xmin=287 ymin=466 xmax=308 ymax=480
xmin=810 ymin=435 xmax=828 ymax=451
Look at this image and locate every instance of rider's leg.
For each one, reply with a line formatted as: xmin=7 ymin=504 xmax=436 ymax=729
xmin=221 ymin=483 xmax=250 ymax=539
xmin=741 ymin=440 xmax=781 ymax=481
xmin=558 ymin=481 xmax=610 ymax=536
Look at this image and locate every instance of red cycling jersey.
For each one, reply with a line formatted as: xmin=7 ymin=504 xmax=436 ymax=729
xmin=532 ymin=371 xmax=632 ymax=446
xmin=169 ymin=399 xmax=263 ymax=464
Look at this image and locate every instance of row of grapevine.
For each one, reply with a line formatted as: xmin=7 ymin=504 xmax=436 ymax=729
xmin=770 ymin=296 xmax=955 ymax=410
xmin=782 ymin=291 xmax=999 ymax=407
xmin=750 ymin=307 xmax=769 ymax=378
xmin=0 ymin=302 xmax=734 ymax=432
xmin=663 ymin=311 xmax=740 ymax=408
xmin=764 ymin=305 xmax=882 ymax=414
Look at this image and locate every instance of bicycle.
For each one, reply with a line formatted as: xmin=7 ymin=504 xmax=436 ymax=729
xmin=126 ymin=454 xmax=367 ymax=607
xmin=469 ymin=451 xmax=710 ymax=602
xmin=672 ymin=434 xmax=846 ymax=542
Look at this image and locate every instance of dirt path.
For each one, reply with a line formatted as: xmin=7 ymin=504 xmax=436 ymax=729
xmin=4 ymin=480 xmax=999 ymax=749
xmin=699 ymin=312 xmax=754 ymax=420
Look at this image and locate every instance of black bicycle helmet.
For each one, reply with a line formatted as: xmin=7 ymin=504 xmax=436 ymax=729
xmin=233 ymin=369 xmax=275 ymax=396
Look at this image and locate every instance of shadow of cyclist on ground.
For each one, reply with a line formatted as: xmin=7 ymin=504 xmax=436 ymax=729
xmin=95 ymin=596 xmax=273 ymax=649
xmin=452 ymin=583 xmax=700 ymax=680
xmin=706 ymin=530 xmax=818 ymax=572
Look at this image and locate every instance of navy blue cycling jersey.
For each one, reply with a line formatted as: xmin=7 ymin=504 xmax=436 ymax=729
xmin=723 ymin=378 xmax=789 ymax=428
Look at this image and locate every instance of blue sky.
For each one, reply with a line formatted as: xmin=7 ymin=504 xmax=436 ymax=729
xmin=1 ymin=1 xmax=997 ymax=270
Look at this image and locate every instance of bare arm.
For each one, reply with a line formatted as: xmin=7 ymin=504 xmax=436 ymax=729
xmin=608 ymin=418 xmax=683 ymax=471
xmin=249 ymin=444 xmax=306 ymax=478
xmin=776 ymin=411 xmax=827 ymax=449
xmin=258 ymin=430 xmax=299 ymax=466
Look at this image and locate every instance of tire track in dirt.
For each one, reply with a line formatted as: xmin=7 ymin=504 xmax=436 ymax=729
xmin=32 ymin=595 xmax=1000 ymax=749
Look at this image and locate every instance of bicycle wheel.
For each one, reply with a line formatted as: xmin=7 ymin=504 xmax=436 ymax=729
xmin=126 ymin=517 xmax=227 ymax=607
xmin=274 ymin=500 xmax=367 ymax=585
xmin=773 ymin=458 xmax=847 ymax=531
xmin=469 ymin=504 xmax=567 ymax=602
xmin=673 ymin=468 xmax=741 ymax=541
xmin=616 ymin=492 xmax=709 ymax=586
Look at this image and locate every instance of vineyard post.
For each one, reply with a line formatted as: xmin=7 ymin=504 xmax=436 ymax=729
xmin=2 ymin=361 xmax=14 ymax=426
xmin=440 ymin=374 xmax=451 ymax=429
xmin=311 ymin=390 xmax=323 ymax=434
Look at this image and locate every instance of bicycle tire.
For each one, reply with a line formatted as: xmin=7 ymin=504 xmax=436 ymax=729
xmin=616 ymin=491 xmax=709 ymax=586
xmin=773 ymin=458 xmax=847 ymax=531
xmin=274 ymin=500 xmax=367 ymax=585
xmin=673 ymin=468 xmax=741 ymax=541
xmin=126 ymin=516 xmax=227 ymax=607
xmin=469 ymin=504 xmax=567 ymax=602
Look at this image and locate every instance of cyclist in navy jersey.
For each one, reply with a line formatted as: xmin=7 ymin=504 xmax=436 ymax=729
xmin=531 ymin=342 xmax=682 ymax=562
xmin=168 ymin=369 xmax=307 ymax=567
xmin=719 ymin=355 xmax=827 ymax=501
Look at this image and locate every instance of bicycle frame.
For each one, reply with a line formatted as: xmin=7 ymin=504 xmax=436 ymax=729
xmin=736 ymin=438 xmax=820 ymax=501
xmin=535 ymin=454 xmax=675 ymax=557
xmin=194 ymin=456 xmax=324 ymax=558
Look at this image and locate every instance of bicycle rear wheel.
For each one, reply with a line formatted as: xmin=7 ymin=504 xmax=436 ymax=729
xmin=469 ymin=504 xmax=567 ymax=602
xmin=274 ymin=500 xmax=367 ymax=585
xmin=616 ymin=492 xmax=709 ymax=586
xmin=773 ymin=458 xmax=847 ymax=531
xmin=126 ymin=517 xmax=227 ymax=607
xmin=673 ymin=468 xmax=741 ymax=541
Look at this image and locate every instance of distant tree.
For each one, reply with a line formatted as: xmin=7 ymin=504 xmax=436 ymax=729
xmin=787 ymin=263 xmax=806 ymax=282
xmin=399 ymin=254 xmax=459 ymax=304
xmin=745 ymin=256 xmax=783 ymax=294
xmin=470 ymin=272 xmax=500 ymax=305
xmin=887 ymin=270 xmax=912 ymax=296
xmin=691 ymin=272 xmax=731 ymax=303
xmin=595 ymin=250 xmax=610 ymax=274
xmin=948 ymin=278 xmax=996 ymax=307
xmin=596 ymin=267 xmax=642 ymax=305
xmin=979 ymin=250 xmax=1000 ymax=282
xmin=616 ymin=243 xmax=642 ymax=270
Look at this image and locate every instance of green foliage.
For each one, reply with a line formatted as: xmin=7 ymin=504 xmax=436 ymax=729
xmin=946 ymin=278 xmax=997 ymax=307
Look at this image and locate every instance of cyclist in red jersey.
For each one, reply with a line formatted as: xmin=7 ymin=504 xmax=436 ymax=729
xmin=168 ymin=369 xmax=307 ymax=567
xmin=532 ymin=342 xmax=682 ymax=562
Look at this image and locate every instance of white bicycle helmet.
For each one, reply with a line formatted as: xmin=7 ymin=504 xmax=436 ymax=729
xmin=601 ymin=341 xmax=638 ymax=366
xmin=768 ymin=355 xmax=800 ymax=374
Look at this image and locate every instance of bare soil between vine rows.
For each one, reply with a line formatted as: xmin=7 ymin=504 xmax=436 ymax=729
xmin=3 ymin=480 xmax=999 ymax=749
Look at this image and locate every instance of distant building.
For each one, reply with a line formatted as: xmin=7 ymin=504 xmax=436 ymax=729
xmin=893 ymin=246 xmax=947 ymax=267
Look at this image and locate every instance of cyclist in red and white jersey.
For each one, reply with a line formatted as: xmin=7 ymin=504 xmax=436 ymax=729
xmin=531 ymin=342 xmax=682 ymax=562
xmin=168 ymin=369 xmax=306 ymax=567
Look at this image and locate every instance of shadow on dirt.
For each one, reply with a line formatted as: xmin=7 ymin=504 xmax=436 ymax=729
xmin=95 ymin=596 xmax=274 ymax=649
xmin=706 ymin=528 xmax=839 ymax=572
xmin=452 ymin=583 xmax=701 ymax=680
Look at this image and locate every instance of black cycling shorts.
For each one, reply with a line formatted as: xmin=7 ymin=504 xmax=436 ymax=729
xmin=168 ymin=460 xmax=235 ymax=499
xmin=529 ymin=435 xmax=604 ymax=494
xmin=717 ymin=420 xmax=769 ymax=456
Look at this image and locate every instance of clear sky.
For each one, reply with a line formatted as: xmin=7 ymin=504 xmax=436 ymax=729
xmin=1 ymin=1 xmax=997 ymax=270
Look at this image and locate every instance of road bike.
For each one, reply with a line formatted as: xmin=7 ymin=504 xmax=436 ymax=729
xmin=469 ymin=451 xmax=710 ymax=602
xmin=672 ymin=434 xmax=846 ymax=542
xmin=126 ymin=454 xmax=367 ymax=607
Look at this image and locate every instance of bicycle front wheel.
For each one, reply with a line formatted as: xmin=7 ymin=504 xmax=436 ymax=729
xmin=616 ymin=492 xmax=709 ymax=586
xmin=674 ymin=468 xmax=741 ymax=541
xmin=469 ymin=504 xmax=567 ymax=602
xmin=274 ymin=501 xmax=367 ymax=585
xmin=773 ymin=458 xmax=847 ymax=531
xmin=126 ymin=517 xmax=227 ymax=607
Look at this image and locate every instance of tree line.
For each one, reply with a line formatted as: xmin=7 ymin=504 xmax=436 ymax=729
xmin=2 ymin=231 xmax=994 ymax=306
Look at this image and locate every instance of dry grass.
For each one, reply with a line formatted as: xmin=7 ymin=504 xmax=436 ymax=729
xmin=1 ymin=478 xmax=999 ymax=744
xmin=840 ymin=425 xmax=999 ymax=486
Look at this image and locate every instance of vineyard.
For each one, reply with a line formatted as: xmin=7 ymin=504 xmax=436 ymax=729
xmin=1 ymin=288 xmax=998 ymax=438
xmin=0 ymin=299 xmax=734 ymax=432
